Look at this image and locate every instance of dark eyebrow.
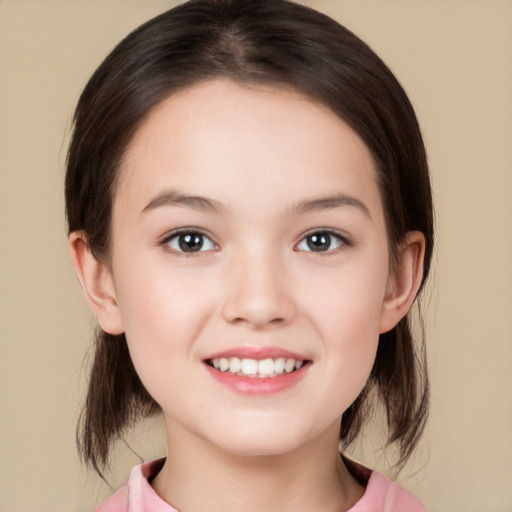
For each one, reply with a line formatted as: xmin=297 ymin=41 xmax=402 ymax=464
xmin=293 ymin=194 xmax=371 ymax=218
xmin=141 ymin=189 xmax=225 ymax=214
xmin=142 ymin=189 xmax=369 ymax=217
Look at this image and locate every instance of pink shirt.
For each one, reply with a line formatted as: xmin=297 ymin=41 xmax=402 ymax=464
xmin=95 ymin=458 xmax=425 ymax=512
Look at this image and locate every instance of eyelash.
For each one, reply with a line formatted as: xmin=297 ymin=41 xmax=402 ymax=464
xmin=295 ymin=229 xmax=351 ymax=254
xmin=160 ymin=228 xmax=218 ymax=256
xmin=159 ymin=228 xmax=351 ymax=256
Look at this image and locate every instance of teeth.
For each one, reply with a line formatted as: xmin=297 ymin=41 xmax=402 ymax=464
xmin=258 ymin=358 xmax=274 ymax=376
xmin=241 ymin=358 xmax=258 ymax=376
xmin=284 ymin=358 xmax=295 ymax=373
xmin=210 ymin=357 xmax=305 ymax=377
xmin=274 ymin=357 xmax=285 ymax=374
xmin=229 ymin=357 xmax=241 ymax=373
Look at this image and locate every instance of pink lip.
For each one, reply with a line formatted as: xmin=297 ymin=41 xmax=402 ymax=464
xmin=204 ymin=363 xmax=310 ymax=395
xmin=205 ymin=346 xmax=307 ymax=361
xmin=203 ymin=346 xmax=311 ymax=395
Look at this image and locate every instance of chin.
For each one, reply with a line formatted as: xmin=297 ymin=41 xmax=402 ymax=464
xmin=200 ymin=419 xmax=329 ymax=459
xmin=216 ymin=439 xmax=302 ymax=459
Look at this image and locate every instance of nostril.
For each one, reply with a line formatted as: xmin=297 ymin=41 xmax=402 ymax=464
xmin=228 ymin=314 xmax=288 ymax=328
xmin=220 ymin=267 xmax=296 ymax=327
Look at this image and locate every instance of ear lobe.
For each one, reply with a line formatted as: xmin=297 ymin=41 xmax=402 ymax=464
xmin=379 ymin=231 xmax=426 ymax=334
xmin=69 ymin=231 xmax=124 ymax=335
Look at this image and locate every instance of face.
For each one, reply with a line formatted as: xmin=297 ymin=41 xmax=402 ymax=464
xmin=107 ymin=80 xmax=395 ymax=457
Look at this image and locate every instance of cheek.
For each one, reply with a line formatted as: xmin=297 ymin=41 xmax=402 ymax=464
xmin=301 ymin=256 xmax=388 ymax=400
xmin=111 ymin=262 xmax=217 ymax=396
xmin=305 ymin=256 xmax=389 ymax=340
xmin=320 ymin=294 xmax=380 ymax=388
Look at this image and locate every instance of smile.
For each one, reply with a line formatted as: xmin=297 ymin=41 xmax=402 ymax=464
xmin=208 ymin=357 xmax=304 ymax=378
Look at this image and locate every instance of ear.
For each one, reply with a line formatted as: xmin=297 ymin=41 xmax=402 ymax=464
xmin=69 ymin=231 xmax=124 ymax=335
xmin=379 ymin=231 xmax=426 ymax=334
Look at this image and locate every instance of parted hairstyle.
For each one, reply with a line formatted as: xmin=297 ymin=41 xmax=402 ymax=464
xmin=66 ymin=0 xmax=433 ymax=477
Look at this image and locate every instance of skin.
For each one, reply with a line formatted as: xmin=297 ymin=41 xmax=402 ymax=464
xmin=70 ymin=80 xmax=425 ymax=512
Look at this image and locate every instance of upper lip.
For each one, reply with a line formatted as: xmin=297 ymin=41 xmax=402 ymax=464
xmin=205 ymin=346 xmax=309 ymax=361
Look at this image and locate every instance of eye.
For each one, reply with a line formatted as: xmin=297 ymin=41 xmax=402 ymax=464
xmin=163 ymin=230 xmax=217 ymax=253
xmin=296 ymin=231 xmax=346 ymax=253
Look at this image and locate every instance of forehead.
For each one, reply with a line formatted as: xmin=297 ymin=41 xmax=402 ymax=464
xmin=116 ymin=79 xmax=382 ymax=218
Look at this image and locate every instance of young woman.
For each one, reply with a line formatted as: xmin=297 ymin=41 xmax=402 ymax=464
xmin=66 ymin=1 xmax=433 ymax=510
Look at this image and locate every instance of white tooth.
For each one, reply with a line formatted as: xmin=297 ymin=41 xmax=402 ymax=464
xmin=258 ymin=358 xmax=274 ymax=376
xmin=219 ymin=358 xmax=229 ymax=372
xmin=241 ymin=358 xmax=258 ymax=376
xmin=284 ymin=358 xmax=296 ymax=373
xmin=274 ymin=357 xmax=286 ymax=374
xmin=294 ymin=360 xmax=303 ymax=370
xmin=212 ymin=358 xmax=220 ymax=370
xmin=229 ymin=357 xmax=241 ymax=373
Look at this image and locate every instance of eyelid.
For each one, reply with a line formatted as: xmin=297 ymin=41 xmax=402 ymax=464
xmin=159 ymin=227 xmax=219 ymax=254
xmin=294 ymin=228 xmax=352 ymax=253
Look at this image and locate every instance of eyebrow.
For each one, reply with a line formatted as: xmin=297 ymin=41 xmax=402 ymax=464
xmin=293 ymin=194 xmax=371 ymax=218
xmin=141 ymin=189 xmax=226 ymax=214
xmin=142 ymin=189 xmax=370 ymax=218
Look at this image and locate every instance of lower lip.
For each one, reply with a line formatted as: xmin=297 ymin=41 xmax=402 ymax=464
xmin=204 ymin=363 xmax=309 ymax=395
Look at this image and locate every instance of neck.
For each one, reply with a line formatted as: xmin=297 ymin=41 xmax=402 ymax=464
xmin=151 ymin=420 xmax=364 ymax=512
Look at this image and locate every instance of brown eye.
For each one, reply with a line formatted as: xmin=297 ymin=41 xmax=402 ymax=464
xmin=297 ymin=231 xmax=344 ymax=252
xmin=165 ymin=231 xmax=216 ymax=253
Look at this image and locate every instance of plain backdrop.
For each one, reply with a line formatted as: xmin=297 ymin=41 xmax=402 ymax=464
xmin=0 ymin=1 xmax=511 ymax=511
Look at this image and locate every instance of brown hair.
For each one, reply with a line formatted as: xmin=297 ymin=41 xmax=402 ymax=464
xmin=66 ymin=0 xmax=433 ymax=477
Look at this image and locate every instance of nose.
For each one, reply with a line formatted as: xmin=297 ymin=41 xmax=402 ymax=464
xmin=221 ymin=249 xmax=296 ymax=329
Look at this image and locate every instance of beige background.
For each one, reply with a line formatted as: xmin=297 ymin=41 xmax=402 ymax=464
xmin=1 ymin=1 xmax=511 ymax=510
